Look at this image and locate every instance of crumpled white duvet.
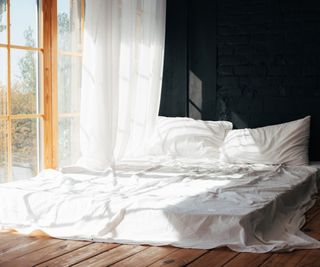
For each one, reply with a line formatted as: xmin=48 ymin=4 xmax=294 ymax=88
xmin=0 ymin=158 xmax=319 ymax=253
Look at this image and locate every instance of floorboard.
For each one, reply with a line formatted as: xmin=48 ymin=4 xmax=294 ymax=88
xmin=0 ymin=239 xmax=90 ymax=267
xmin=0 ymin=236 xmax=62 ymax=265
xmin=222 ymin=252 xmax=270 ymax=267
xmin=149 ymin=248 xmax=207 ymax=266
xmin=73 ymin=244 xmax=147 ymax=267
xmin=186 ymin=248 xmax=238 ymax=267
xmin=111 ymin=246 xmax=179 ymax=267
xmin=36 ymin=243 xmax=120 ymax=267
xmin=296 ymin=249 xmax=320 ymax=267
xmin=259 ymin=250 xmax=309 ymax=267
xmin=0 ymin=196 xmax=318 ymax=267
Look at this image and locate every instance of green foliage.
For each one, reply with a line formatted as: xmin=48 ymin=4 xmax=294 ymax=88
xmin=58 ymin=12 xmax=74 ymax=166
xmin=0 ymin=97 xmax=6 ymax=171
xmin=58 ymin=12 xmax=71 ymax=50
xmin=0 ymin=0 xmax=6 ymax=33
xmin=12 ymin=117 xmax=37 ymax=174
xmin=10 ymin=14 xmax=73 ymax=172
xmin=11 ymin=27 xmax=37 ymax=174
xmin=17 ymin=27 xmax=36 ymax=93
xmin=1 ymin=9 xmax=77 ymax=176
xmin=0 ymin=0 xmax=6 ymax=12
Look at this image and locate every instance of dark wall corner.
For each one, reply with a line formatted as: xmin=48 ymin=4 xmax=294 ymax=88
xmin=159 ymin=0 xmax=188 ymax=117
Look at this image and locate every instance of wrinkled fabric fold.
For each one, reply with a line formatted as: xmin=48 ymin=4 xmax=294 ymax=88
xmin=1 ymin=160 xmax=319 ymax=252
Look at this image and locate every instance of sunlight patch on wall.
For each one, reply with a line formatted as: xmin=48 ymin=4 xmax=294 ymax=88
xmin=189 ymin=71 xmax=202 ymax=119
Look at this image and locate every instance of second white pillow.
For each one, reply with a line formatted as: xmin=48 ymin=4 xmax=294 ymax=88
xmin=220 ymin=116 xmax=311 ymax=165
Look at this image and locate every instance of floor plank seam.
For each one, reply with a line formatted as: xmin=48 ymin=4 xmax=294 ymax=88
xmin=294 ymin=250 xmax=312 ymax=267
xmin=140 ymin=247 xmax=180 ymax=267
xmin=182 ymin=249 xmax=209 ymax=266
xmin=67 ymin=244 xmax=121 ymax=267
xmin=256 ymin=253 xmax=274 ymax=267
xmin=0 ymin=238 xmax=41 ymax=255
xmin=220 ymin=252 xmax=241 ymax=266
xmin=33 ymin=242 xmax=93 ymax=267
xmin=103 ymin=246 xmax=149 ymax=267
xmin=183 ymin=249 xmax=209 ymax=266
xmin=304 ymin=206 xmax=320 ymax=226
xmin=0 ymin=239 xmax=64 ymax=265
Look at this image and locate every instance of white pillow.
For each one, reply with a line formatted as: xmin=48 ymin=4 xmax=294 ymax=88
xmin=220 ymin=116 xmax=310 ymax=165
xmin=146 ymin=116 xmax=233 ymax=159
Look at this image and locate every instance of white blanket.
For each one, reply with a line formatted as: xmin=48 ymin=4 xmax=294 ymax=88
xmin=0 ymin=159 xmax=319 ymax=252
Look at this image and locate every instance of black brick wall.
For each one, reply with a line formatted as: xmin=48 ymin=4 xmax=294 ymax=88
xmin=161 ymin=0 xmax=320 ymax=160
xmin=217 ymin=0 xmax=320 ymax=160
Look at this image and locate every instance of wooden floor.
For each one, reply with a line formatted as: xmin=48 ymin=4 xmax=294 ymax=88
xmin=0 ymin=199 xmax=320 ymax=267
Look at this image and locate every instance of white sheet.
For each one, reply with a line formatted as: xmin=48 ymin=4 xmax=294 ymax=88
xmin=0 ymin=159 xmax=319 ymax=253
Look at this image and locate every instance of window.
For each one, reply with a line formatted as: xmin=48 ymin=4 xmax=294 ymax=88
xmin=58 ymin=0 xmax=84 ymax=168
xmin=0 ymin=0 xmax=43 ymax=182
xmin=0 ymin=0 xmax=84 ymax=182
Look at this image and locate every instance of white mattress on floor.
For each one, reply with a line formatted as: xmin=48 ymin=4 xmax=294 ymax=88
xmin=0 ymin=158 xmax=319 ymax=253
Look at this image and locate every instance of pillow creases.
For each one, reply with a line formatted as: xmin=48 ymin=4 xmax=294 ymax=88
xmin=219 ymin=116 xmax=311 ymax=165
xmin=146 ymin=116 xmax=233 ymax=159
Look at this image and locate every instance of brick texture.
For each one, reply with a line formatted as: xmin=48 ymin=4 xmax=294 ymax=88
xmin=216 ymin=0 xmax=320 ymax=137
xmin=161 ymin=0 xmax=320 ymax=159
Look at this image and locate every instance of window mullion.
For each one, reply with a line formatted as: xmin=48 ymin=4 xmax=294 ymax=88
xmin=6 ymin=0 xmax=12 ymax=181
xmin=43 ymin=0 xmax=58 ymax=169
xmin=51 ymin=0 xmax=58 ymax=169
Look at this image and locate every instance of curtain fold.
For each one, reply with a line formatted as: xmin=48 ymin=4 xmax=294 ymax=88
xmin=77 ymin=0 xmax=166 ymax=171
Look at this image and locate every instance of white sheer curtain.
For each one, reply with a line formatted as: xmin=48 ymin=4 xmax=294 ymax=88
xmin=77 ymin=0 xmax=166 ymax=171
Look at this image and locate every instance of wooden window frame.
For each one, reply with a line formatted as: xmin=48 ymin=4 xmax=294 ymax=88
xmin=0 ymin=0 xmax=85 ymax=181
xmin=43 ymin=0 xmax=58 ymax=170
xmin=44 ymin=0 xmax=85 ymax=169
xmin=1 ymin=0 xmax=46 ymax=180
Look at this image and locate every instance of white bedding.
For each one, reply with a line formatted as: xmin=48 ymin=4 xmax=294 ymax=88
xmin=0 ymin=159 xmax=319 ymax=253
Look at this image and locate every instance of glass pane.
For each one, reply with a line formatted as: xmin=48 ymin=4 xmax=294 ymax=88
xmin=0 ymin=120 xmax=7 ymax=183
xmin=10 ymin=0 xmax=39 ymax=47
xmin=58 ymin=0 xmax=82 ymax=52
xmin=58 ymin=116 xmax=80 ymax=168
xmin=0 ymin=0 xmax=7 ymax=44
xmin=0 ymin=48 xmax=7 ymax=115
xmin=58 ymin=55 xmax=81 ymax=113
xmin=11 ymin=49 xmax=41 ymax=115
xmin=12 ymin=118 xmax=40 ymax=180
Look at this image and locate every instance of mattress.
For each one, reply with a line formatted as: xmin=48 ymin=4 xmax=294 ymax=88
xmin=0 ymin=158 xmax=319 ymax=253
